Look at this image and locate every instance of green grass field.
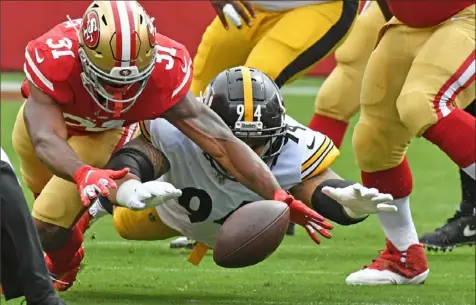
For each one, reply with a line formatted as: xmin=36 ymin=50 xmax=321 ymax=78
xmin=1 ymin=74 xmax=474 ymax=305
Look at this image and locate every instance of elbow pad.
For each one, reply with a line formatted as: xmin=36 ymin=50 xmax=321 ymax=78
xmin=106 ymin=148 xmax=155 ymax=182
xmin=312 ymin=179 xmax=367 ymax=226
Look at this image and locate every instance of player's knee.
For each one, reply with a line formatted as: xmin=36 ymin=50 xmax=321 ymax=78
xmin=397 ymin=91 xmax=437 ymax=137
xmin=34 ymin=219 xmax=71 ymax=252
xmin=352 ymin=121 xmax=384 ymax=172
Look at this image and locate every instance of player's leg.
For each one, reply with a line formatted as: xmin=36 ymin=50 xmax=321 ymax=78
xmin=113 ymin=207 xmax=181 ymax=241
xmin=191 ymin=16 xmax=256 ymax=96
xmin=35 ymin=124 xmax=139 ymax=290
xmin=419 ymin=100 xmax=476 ymax=251
xmin=245 ymin=0 xmax=358 ymax=88
xmin=347 ymin=23 xmax=429 ymax=285
xmin=308 ymin=1 xmax=386 ymax=148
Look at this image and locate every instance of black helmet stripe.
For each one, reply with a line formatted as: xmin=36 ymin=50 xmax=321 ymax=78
xmin=241 ymin=66 xmax=254 ymax=122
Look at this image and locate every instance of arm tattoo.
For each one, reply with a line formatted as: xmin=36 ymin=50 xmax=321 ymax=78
xmin=122 ymin=135 xmax=170 ymax=179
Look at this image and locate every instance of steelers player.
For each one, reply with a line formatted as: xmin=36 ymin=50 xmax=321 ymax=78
xmin=192 ymin=0 xmax=358 ymax=99
xmin=189 ymin=0 xmax=357 ymax=238
xmin=88 ymin=67 xmax=395 ymax=267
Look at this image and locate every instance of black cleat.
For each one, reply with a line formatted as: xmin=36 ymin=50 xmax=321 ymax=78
xmin=286 ymin=222 xmax=295 ymax=236
xmin=419 ymin=211 xmax=476 ymax=251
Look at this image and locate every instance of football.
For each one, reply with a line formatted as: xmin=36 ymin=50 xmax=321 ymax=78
xmin=213 ymin=200 xmax=290 ymax=268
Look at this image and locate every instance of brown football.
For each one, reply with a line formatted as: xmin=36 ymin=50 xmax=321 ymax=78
xmin=213 ymin=200 xmax=290 ymax=268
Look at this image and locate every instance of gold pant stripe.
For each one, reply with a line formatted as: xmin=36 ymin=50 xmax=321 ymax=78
xmin=241 ymin=67 xmax=254 ymax=122
xmin=274 ymin=0 xmax=358 ymax=87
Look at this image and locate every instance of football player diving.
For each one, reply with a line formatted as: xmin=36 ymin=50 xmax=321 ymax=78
xmin=190 ymin=0 xmax=359 ymax=238
xmin=13 ymin=0 xmax=336 ymax=291
xmin=88 ymin=67 xmax=396 ymax=267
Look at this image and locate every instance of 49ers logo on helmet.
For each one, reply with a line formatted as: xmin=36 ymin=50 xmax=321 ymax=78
xmin=145 ymin=15 xmax=157 ymax=47
xmin=82 ymin=11 xmax=100 ymax=49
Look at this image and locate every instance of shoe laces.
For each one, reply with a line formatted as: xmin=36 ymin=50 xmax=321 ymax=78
xmin=365 ymin=247 xmax=401 ymax=269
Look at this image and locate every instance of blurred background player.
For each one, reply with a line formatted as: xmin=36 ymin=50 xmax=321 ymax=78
xmin=308 ymin=0 xmax=476 ymax=251
xmin=1 ymin=147 xmax=66 ymax=305
xmin=15 ymin=0 xmax=298 ymax=291
xmin=170 ymin=0 xmax=358 ymax=247
xmin=345 ymin=0 xmax=475 ymax=285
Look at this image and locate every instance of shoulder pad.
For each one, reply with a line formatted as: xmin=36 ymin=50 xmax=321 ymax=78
xmin=285 ymin=116 xmax=340 ymax=182
xmin=151 ymin=34 xmax=193 ymax=103
xmin=23 ymin=23 xmax=80 ymax=103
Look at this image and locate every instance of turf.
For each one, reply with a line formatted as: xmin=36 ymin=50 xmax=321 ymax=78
xmin=1 ymin=77 xmax=474 ymax=305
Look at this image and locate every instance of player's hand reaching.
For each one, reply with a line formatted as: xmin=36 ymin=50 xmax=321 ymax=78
xmin=210 ymin=0 xmax=256 ymax=30
xmin=73 ymin=165 xmax=129 ymax=207
xmin=322 ymin=183 xmax=396 ymax=218
xmin=116 ymin=180 xmax=183 ymax=211
xmin=274 ymin=189 xmax=333 ymax=244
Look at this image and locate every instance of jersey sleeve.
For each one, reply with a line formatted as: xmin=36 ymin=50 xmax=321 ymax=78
xmin=151 ymin=35 xmax=194 ymax=114
xmin=24 ymin=39 xmax=74 ymax=104
xmin=299 ymin=129 xmax=340 ymax=182
xmin=168 ymin=46 xmax=193 ymax=105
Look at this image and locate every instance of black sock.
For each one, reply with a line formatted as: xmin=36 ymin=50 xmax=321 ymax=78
xmin=459 ymin=101 xmax=476 ymax=215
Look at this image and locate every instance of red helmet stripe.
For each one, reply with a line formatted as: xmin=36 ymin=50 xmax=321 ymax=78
xmin=110 ymin=1 xmax=123 ymax=67
xmin=125 ymin=1 xmax=136 ymax=66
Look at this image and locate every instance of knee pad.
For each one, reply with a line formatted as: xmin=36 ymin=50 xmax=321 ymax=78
xmin=314 ymin=66 xmax=362 ymax=121
xmin=397 ymin=91 xmax=438 ymax=137
xmin=352 ymin=120 xmax=392 ymax=172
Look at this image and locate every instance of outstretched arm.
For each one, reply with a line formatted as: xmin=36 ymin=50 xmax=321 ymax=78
xmin=24 ymin=82 xmax=131 ymax=206
xmin=24 ymin=82 xmax=84 ymax=181
xmin=163 ymin=92 xmax=280 ymax=200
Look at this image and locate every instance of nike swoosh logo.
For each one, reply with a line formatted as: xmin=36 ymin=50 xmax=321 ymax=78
xmin=35 ymin=49 xmax=44 ymax=64
xmin=307 ymin=137 xmax=316 ymax=150
xmin=463 ymin=225 xmax=476 ymax=237
xmin=181 ymin=57 xmax=188 ymax=73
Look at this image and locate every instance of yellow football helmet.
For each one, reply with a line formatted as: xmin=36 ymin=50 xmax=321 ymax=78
xmin=78 ymin=0 xmax=158 ymax=114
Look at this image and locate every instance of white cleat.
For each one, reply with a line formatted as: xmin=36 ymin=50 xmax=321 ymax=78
xmin=346 ymin=268 xmax=429 ymax=285
xmin=346 ymin=239 xmax=430 ymax=285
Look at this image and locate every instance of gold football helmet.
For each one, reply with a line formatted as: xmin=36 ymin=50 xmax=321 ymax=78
xmin=78 ymin=0 xmax=158 ymax=114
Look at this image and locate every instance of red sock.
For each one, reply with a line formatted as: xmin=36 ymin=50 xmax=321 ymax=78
xmin=46 ymin=225 xmax=84 ymax=275
xmin=423 ymin=109 xmax=476 ymax=168
xmin=308 ymin=114 xmax=348 ymax=149
xmin=361 ymin=157 xmax=413 ymax=199
xmin=76 ymin=211 xmax=93 ymax=234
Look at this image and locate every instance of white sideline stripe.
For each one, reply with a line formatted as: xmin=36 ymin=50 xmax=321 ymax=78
xmin=0 ymin=81 xmax=321 ymax=97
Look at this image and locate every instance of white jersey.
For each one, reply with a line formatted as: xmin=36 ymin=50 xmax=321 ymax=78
xmin=141 ymin=115 xmax=339 ymax=247
xmin=253 ymin=1 xmax=330 ymax=11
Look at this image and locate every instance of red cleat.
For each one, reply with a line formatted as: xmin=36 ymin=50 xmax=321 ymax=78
xmin=346 ymin=239 xmax=429 ymax=285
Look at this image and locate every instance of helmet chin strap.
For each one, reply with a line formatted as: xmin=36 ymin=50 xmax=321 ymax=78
xmin=113 ymin=93 xmax=123 ymax=117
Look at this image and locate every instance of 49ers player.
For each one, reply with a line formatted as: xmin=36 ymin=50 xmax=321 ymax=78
xmin=14 ymin=1 xmax=327 ymax=291
xmin=346 ymin=0 xmax=475 ymax=285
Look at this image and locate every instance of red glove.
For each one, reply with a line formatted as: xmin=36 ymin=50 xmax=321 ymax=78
xmin=274 ymin=189 xmax=333 ymax=244
xmin=73 ymin=165 xmax=129 ymax=207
